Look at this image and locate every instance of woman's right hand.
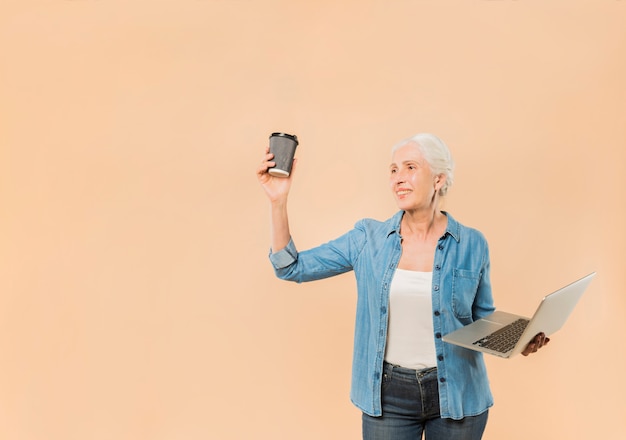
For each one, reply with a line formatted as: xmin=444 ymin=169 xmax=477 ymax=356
xmin=256 ymin=146 xmax=297 ymax=203
xmin=257 ymin=146 xmax=297 ymax=252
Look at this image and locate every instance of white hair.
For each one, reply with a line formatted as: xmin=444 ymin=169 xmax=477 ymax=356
xmin=391 ymin=133 xmax=455 ymax=196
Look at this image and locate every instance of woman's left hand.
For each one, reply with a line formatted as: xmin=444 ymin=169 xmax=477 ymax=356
xmin=521 ymin=332 xmax=550 ymax=356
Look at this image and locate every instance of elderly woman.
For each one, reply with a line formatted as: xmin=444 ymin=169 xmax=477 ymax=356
xmin=257 ymin=133 xmax=548 ymax=440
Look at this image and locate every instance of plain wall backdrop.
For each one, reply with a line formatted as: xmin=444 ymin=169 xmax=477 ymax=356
xmin=1 ymin=1 xmax=625 ymax=439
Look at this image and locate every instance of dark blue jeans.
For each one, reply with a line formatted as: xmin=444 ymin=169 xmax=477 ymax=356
xmin=362 ymin=362 xmax=488 ymax=440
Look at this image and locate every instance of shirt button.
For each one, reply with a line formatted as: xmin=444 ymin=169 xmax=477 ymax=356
xmin=381 ymin=306 xmax=387 ymax=314
xmin=433 ymin=285 xmax=439 ymax=291
xmin=438 ymin=244 xmax=444 ymax=250
xmin=434 ymin=311 xmax=440 ymax=316
xmin=435 ymin=265 xmax=441 ymax=270
xmin=440 ymin=377 xmax=446 ymax=383
xmin=438 ymin=355 xmax=444 ymax=361
xmin=435 ymin=332 xmax=442 ymax=339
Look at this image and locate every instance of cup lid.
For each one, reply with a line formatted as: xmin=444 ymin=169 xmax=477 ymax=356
xmin=270 ymin=132 xmax=298 ymax=144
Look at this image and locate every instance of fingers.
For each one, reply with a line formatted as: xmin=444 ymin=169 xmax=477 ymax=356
xmin=257 ymin=149 xmax=275 ymax=179
xmin=522 ymin=332 xmax=550 ymax=356
xmin=522 ymin=334 xmax=540 ymax=356
xmin=257 ymin=157 xmax=275 ymax=173
xmin=257 ymin=146 xmax=297 ymax=190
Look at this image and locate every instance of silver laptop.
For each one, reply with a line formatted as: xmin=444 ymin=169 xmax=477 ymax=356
xmin=442 ymin=272 xmax=596 ymax=358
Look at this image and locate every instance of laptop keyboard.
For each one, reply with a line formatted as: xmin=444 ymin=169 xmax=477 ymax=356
xmin=473 ymin=318 xmax=530 ymax=353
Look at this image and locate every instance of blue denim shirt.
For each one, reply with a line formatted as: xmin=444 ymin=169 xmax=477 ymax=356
xmin=269 ymin=211 xmax=495 ymax=420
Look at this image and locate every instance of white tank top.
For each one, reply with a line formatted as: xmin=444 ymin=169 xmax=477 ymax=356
xmin=384 ymin=269 xmax=437 ymax=370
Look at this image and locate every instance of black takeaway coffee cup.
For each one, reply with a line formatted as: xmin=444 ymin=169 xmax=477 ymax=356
xmin=268 ymin=132 xmax=299 ymax=177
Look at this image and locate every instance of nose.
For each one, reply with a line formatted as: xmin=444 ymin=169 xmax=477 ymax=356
xmin=393 ymin=170 xmax=406 ymax=184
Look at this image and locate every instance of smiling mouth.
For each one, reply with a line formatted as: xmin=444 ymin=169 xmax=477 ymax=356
xmin=396 ymin=190 xmax=411 ymax=196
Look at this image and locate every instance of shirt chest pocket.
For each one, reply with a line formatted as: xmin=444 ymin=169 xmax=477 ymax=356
xmin=451 ymin=269 xmax=480 ymax=319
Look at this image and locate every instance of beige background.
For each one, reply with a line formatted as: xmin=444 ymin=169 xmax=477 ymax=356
xmin=1 ymin=1 xmax=625 ymax=439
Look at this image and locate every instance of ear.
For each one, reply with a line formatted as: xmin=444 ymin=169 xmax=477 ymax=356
xmin=434 ymin=174 xmax=446 ymax=192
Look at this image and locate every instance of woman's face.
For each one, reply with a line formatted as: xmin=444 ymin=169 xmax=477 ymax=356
xmin=389 ymin=143 xmax=443 ymax=211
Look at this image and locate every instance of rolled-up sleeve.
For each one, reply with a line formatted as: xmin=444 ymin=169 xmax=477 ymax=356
xmin=268 ymin=238 xmax=298 ymax=269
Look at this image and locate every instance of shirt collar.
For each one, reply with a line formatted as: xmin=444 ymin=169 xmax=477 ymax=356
xmin=443 ymin=212 xmax=461 ymax=243
xmin=386 ymin=210 xmax=461 ymax=243
xmin=386 ymin=211 xmax=404 ymax=237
